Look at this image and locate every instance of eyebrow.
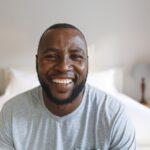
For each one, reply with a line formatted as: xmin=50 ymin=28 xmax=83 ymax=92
xmin=41 ymin=47 xmax=86 ymax=54
xmin=69 ymin=48 xmax=85 ymax=54
xmin=40 ymin=48 xmax=60 ymax=54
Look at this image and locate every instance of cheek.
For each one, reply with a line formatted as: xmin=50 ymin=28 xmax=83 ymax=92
xmin=75 ymin=62 xmax=88 ymax=77
xmin=38 ymin=60 xmax=54 ymax=73
xmin=37 ymin=63 xmax=50 ymax=81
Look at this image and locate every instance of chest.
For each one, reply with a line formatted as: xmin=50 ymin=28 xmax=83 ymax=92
xmin=12 ymin=109 xmax=109 ymax=150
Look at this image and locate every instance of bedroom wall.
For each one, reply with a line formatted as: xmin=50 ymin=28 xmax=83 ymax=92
xmin=0 ymin=0 xmax=150 ymax=102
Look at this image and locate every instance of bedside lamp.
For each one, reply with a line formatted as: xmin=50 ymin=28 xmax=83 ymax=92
xmin=132 ymin=63 xmax=150 ymax=104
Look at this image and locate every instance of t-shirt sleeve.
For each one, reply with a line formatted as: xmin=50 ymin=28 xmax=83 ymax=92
xmin=109 ymin=105 xmax=136 ymax=150
xmin=0 ymin=104 xmax=15 ymax=150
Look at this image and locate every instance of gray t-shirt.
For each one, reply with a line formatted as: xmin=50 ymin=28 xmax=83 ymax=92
xmin=0 ymin=84 xmax=136 ymax=150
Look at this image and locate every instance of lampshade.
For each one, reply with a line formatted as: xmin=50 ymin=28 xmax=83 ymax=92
xmin=132 ymin=63 xmax=150 ymax=80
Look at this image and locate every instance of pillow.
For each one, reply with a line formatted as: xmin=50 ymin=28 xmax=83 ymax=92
xmin=87 ymin=68 xmax=123 ymax=94
xmin=0 ymin=68 xmax=12 ymax=95
xmin=0 ymin=67 xmax=123 ymax=105
xmin=2 ymin=68 xmax=39 ymax=99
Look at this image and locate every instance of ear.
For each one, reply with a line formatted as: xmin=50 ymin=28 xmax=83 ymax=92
xmin=35 ymin=54 xmax=38 ymax=71
xmin=36 ymin=54 xmax=38 ymax=59
xmin=36 ymin=54 xmax=39 ymax=63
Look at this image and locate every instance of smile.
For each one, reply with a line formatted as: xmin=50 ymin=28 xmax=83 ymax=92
xmin=52 ymin=79 xmax=73 ymax=85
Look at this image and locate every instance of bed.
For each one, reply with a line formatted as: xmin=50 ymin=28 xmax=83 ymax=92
xmin=0 ymin=68 xmax=150 ymax=150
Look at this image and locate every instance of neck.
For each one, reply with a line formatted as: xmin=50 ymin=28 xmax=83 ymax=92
xmin=42 ymin=90 xmax=84 ymax=117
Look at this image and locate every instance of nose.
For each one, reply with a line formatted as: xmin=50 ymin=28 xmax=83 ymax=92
xmin=54 ymin=56 xmax=73 ymax=72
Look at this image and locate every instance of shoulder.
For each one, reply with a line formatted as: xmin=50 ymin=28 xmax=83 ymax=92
xmin=1 ymin=86 xmax=41 ymax=115
xmin=86 ymin=84 xmax=136 ymax=148
xmin=85 ymin=84 xmax=131 ymax=128
xmin=85 ymin=83 xmax=124 ymax=116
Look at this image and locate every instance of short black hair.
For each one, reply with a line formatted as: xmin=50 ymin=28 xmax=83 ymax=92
xmin=37 ymin=23 xmax=87 ymax=53
xmin=46 ymin=23 xmax=81 ymax=31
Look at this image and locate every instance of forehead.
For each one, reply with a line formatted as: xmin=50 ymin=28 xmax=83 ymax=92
xmin=38 ymin=28 xmax=87 ymax=54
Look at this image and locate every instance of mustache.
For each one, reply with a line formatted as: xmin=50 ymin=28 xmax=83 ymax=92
xmin=46 ymin=71 xmax=77 ymax=80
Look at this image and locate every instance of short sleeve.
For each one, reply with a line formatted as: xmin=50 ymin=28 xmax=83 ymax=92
xmin=109 ymin=105 xmax=136 ymax=150
xmin=0 ymin=104 xmax=15 ymax=150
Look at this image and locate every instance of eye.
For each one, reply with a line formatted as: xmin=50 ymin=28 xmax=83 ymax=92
xmin=70 ymin=54 xmax=84 ymax=61
xmin=44 ymin=54 xmax=59 ymax=61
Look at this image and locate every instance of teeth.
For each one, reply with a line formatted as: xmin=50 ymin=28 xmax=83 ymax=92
xmin=52 ymin=79 xmax=72 ymax=84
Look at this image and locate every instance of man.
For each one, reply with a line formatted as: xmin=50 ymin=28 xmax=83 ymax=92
xmin=0 ymin=23 xmax=136 ymax=150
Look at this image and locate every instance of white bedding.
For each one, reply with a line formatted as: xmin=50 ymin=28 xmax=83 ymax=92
xmin=0 ymin=68 xmax=150 ymax=150
xmin=111 ymin=92 xmax=150 ymax=149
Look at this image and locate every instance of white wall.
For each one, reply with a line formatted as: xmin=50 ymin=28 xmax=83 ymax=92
xmin=0 ymin=0 xmax=150 ymax=101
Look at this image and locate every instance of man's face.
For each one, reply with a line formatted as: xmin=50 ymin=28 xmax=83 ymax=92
xmin=36 ymin=28 xmax=88 ymax=105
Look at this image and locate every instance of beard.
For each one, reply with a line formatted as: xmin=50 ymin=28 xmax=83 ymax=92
xmin=36 ymin=68 xmax=88 ymax=106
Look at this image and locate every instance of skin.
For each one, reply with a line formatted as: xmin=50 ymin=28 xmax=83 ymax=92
xmin=36 ymin=28 xmax=88 ymax=116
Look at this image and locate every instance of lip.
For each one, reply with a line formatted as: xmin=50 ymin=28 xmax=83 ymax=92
xmin=48 ymin=72 xmax=75 ymax=80
xmin=46 ymin=74 xmax=74 ymax=90
xmin=46 ymin=72 xmax=77 ymax=92
xmin=49 ymin=78 xmax=74 ymax=93
xmin=50 ymin=76 xmax=75 ymax=83
xmin=52 ymin=78 xmax=72 ymax=86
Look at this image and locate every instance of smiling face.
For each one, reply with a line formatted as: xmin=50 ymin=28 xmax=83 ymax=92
xmin=36 ymin=28 xmax=88 ymax=105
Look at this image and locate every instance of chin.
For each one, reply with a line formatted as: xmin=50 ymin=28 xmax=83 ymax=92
xmin=42 ymin=83 xmax=85 ymax=105
xmin=46 ymin=91 xmax=78 ymax=105
xmin=37 ymin=75 xmax=87 ymax=106
xmin=51 ymin=93 xmax=73 ymax=103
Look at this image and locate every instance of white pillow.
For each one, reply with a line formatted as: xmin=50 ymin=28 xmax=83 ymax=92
xmin=0 ymin=68 xmax=12 ymax=95
xmin=0 ymin=67 xmax=123 ymax=107
xmin=3 ymin=68 xmax=39 ymax=99
xmin=87 ymin=68 xmax=123 ymax=94
xmin=0 ymin=68 xmax=40 ymax=110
